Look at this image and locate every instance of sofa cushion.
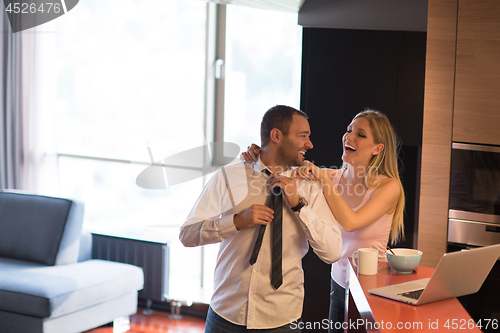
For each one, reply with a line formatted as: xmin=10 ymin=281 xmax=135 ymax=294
xmin=54 ymin=198 xmax=85 ymax=265
xmin=0 ymin=259 xmax=144 ymax=318
xmin=0 ymin=192 xmax=74 ymax=265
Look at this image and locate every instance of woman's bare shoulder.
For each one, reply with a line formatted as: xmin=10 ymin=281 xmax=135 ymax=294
xmin=325 ymin=168 xmax=341 ymax=179
xmin=374 ymin=177 xmax=400 ymax=193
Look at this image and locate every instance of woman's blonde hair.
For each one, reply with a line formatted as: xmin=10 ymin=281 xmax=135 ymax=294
xmin=344 ymin=110 xmax=405 ymax=244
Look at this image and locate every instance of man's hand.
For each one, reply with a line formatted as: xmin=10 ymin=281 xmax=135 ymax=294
xmin=233 ymin=204 xmax=274 ymax=231
xmin=269 ymin=176 xmax=300 ymax=208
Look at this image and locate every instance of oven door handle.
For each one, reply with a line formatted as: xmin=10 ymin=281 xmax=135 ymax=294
xmin=486 ymin=225 xmax=500 ymax=233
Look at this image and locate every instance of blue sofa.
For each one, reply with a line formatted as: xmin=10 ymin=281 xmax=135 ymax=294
xmin=0 ymin=191 xmax=144 ymax=333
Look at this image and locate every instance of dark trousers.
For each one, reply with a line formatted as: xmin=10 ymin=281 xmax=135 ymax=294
xmin=205 ymin=306 xmax=302 ymax=333
xmin=328 ymin=279 xmax=346 ymax=333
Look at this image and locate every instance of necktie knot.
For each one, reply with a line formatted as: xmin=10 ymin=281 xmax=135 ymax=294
xmin=263 ymin=169 xmax=282 ymax=196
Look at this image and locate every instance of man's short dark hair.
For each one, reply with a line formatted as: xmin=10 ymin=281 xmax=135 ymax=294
xmin=260 ymin=105 xmax=308 ymax=148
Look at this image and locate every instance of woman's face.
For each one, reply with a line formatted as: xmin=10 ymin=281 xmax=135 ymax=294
xmin=341 ymin=117 xmax=384 ymax=167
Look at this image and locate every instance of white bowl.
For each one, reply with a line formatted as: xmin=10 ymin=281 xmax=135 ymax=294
xmin=386 ymin=248 xmax=423 ymax=273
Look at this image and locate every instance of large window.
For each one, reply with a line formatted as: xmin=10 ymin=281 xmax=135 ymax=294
xmin=52 ymin=0 xmax=302 ymax=303
xmin=224 ymin=5 xmax=302 ymax=149
xmin=55 ymin=0 xmax=207 ymax=233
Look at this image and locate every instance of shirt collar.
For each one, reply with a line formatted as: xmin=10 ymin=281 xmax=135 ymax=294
xmin=253 ymin=156 xmax=267 ymax=176
xmin=253 ymin=156 xmax=294 ymax=177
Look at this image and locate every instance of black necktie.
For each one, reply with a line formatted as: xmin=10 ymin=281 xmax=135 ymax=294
xmin=249 ymin=169 xmax=283 ymax=289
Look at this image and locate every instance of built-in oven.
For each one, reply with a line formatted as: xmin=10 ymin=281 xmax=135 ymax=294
xmin=448 ymin=143 xmax=500 ymax=246
xmin=448 ymin=143 xmax=500 ymax=331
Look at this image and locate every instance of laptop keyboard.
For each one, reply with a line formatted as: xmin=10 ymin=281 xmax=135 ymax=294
xmin=399 ymin=289 xmax=424 ymax=300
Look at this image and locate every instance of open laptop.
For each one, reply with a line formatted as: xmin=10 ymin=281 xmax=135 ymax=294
xmin=368 ymin=244 xmax=500 ymax=305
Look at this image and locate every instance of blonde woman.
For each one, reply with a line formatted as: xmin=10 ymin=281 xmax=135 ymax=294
xmin=242 ymin=110 xmax=405 ymax=333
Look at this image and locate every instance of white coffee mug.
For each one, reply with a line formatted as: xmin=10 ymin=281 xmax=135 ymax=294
xmin=352 ymin=248 xmax=378 ymax=275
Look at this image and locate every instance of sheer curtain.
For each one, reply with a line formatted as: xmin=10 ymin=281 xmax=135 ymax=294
xmin=0 ymin=11 xmax=58 ymax=193
xmin=0 ymin=11 xmax=22 ymax=190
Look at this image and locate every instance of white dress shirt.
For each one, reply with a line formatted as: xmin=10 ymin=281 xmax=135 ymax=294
xmin=179 ymin=158 xmax=342 ymax=329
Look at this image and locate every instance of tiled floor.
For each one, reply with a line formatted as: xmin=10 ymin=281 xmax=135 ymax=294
xmin=84 ymin=308 xmax=205 ymax=333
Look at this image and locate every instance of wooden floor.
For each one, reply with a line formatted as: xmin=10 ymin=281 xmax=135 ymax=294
xmin=85 ymin=308 xmax=206 ymax=333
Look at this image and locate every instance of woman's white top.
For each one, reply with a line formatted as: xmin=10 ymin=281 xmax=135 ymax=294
xmin=330 ymin=169 xmax=394 ymax=288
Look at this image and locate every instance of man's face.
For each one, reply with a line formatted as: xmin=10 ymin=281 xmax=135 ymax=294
xmin=277 ymin=114 xmax=313 ymax=168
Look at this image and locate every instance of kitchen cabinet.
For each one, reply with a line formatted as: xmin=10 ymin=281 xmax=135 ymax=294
xmin=419 ymin=0 xmax=500 ymax=269
xmin=418 ymin=0 xmax=458 ymax=268
xmin=453 ymin=0 xmax=500 ymax=145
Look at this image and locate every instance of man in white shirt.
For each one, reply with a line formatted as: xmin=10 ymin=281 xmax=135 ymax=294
xmin=179 ymin=105 xmax=342 ymax=332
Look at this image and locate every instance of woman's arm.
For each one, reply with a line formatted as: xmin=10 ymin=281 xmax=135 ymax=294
xmin=320 ymin=172 xmax=400 ymax=232
xmin=297 ymin=161 xmax=400 ymax=232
